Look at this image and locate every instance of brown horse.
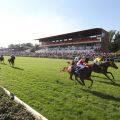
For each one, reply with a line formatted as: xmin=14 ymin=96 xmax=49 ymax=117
xmin=63 ymin=59 xmax=89 ymax=80
xmin=61 ymin=61 xmax=94 ymax=88
xmin=60 ymin=60 xmax=76 ymax=80
xmin=60 ymin=65 xmax=74 ymax=80
xmin=74 ymin=65 xmax=94 ymax=88
xmin=92 ymin=61 xmax=118 ymax=82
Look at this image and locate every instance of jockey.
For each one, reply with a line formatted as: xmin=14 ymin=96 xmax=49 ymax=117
xmin=75 ymin=56 xmax=89 ymax=75
xmin=11 ymin=54 xmax=15 ymax=59
xmin=93 ymin=55 xmax=104 ymax=70
xmin=74 ymin=56 xmax=80 ymax=64
xmin=93 ymin=55 xmax=103 ymax=65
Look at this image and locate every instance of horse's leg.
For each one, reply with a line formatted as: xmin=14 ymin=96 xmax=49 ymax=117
xmin=88 ymin=78 xmax=93 ymax=88
xmin=104 ymin=73 xmax=115 ymax=83
xmin=12 ymin=61 xmax=15 ymax=67
xmin=74 ymin=76 xmax=83 ymax=85
xmin=9 ymin=61 xmax=11 ymax=66
xmin=81 ymin=79 xmax=85 ymax=86
xmin=73 ymin=76 xmax=78 ymax=85
xmin=69 ymin=73 xmax=73 ymax=80
xmin=77 ymin=80 xmax=84 ymax=85
xmin=12 ymin=63 xmax=14 ymax=67
xmin=106 ymin=72 xmax=115 ymax=80
xmin=10 ymin=62 xmax=12 ymax=66
xmin=74 ymin=75 xmax=79 ymax=83
xmin=75 ymin=70 xmax=82 ymax=80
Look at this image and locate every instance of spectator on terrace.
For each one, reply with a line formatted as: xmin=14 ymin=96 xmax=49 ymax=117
xmin=10 ymin=54 xmax=16 ymax=60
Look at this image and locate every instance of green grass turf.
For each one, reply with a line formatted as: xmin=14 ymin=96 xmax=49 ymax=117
xmin=0 ymin=57 xmax=120 ymax=120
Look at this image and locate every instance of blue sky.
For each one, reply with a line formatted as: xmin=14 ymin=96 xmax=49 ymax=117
xmin=0 ymin=0 xmax=119 ymax=47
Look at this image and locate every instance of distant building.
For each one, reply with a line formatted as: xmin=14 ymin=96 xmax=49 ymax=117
xmin=35 ymin=28 xmax=109 ymax=53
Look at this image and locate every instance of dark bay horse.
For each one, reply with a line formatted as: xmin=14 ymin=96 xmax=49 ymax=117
xmin=74 ymin=65 xmax=94 ymax=88
xmin=61 ymin=61 xmax=94 ymax=88
xmin=8 ymin=56 xmax=15 ymax=67
xmin=62 ymin=58 xmax=89 ymax=80
xmin=92 ymin=61 xmax=118 ymax=82
xmin=0 ymin=55 xmax=4 ymax=63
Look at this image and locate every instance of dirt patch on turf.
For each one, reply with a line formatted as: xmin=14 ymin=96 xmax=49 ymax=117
xmin=0 ymin=87 xmax=35 ymax=120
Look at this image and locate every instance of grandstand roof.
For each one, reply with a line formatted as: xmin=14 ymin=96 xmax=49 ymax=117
xmin=35 ymin=28 xmax=107 ymax=42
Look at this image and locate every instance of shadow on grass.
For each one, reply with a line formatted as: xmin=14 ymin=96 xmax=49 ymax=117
xmin=56 ymin=80 xmax=64 ymax=85
xmin=0 ymin=63 xmax=7 ymax=65
xmin=81 ymin=88 xmax=120 ymax=102
xmin=91 ymin=75 xmax=108 ymax=80
xmin=12 ymin=66 xmax=24 ymax=70
xmin=96 ymin=80 xmax=120 ymax=87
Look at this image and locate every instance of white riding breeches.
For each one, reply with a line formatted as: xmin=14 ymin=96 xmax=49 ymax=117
xmin=77 ymin=64 xmax=85 ymax=69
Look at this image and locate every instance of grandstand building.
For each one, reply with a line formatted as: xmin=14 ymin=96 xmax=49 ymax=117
xmin=35 ymin=28 xmax=109 ymax=53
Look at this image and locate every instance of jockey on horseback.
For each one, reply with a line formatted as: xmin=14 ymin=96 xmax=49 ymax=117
xmin=8 ymin=54 xmax=16 ymax=67
xmin=75 ymin=56 xmax=89 ymax=75
xmin=74 ymin=56 xmax=80 ymax=64
xmin=93 ymin=55 xmax=104 ymax=69
xmin=93 ymin=55 xmax=103 ymax=65
xmin=10 ymin=54 xmax=15 ymax=59
xmin=0 ymin=54 xmax=4 ymax=63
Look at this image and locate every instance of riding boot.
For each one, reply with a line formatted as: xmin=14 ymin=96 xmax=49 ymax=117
xmin=75 ymin=67 xmax=81 ymax=75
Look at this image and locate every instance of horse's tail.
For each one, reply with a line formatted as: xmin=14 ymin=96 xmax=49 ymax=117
xmin=67 ymin=60 xmax=75 ymax=65
xmin=60 ymin=66 xmax=72 ymax=73
xmin=67 ymin=61 xmax=71 ymax=64
xmin=60 ymin=67 xmax=68 ymax=72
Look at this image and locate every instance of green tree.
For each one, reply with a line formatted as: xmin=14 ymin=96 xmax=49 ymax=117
xmin=108 ymin=30 xmax=120 ymax=52
xmin=8 ymin=43 xmax=34 ymax=51
xmin=30 ymin=44 xmax=39 ymax=52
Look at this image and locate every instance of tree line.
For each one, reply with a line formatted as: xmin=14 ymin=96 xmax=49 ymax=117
xmin=8 ymin=43 xmax=39 ymax=52
xmin=109 ymin=30 xmax=120 ymax=52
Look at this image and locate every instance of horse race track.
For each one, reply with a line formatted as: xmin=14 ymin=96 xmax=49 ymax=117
xmin=0 ymin=57 xmax=120 ymax=120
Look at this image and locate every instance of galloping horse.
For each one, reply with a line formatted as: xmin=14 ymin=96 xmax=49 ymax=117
xmin=0 ymin=55 xmax=4 ymax=63
xmin=92 ymin=61 xmax=118 ymax=82
xmin=61 ymin=60 xmax=94 ymax=88
xmin=8 ymin=55 xmax=15 ymax=67
xmin=74 ymin=64 xmax=94 ymax=88
xmin=62 ymin=58 xmax=89 ymax=80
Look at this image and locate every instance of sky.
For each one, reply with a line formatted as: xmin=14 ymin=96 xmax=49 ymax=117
xmin=0 ymin=0 xmax=120 ymax=47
